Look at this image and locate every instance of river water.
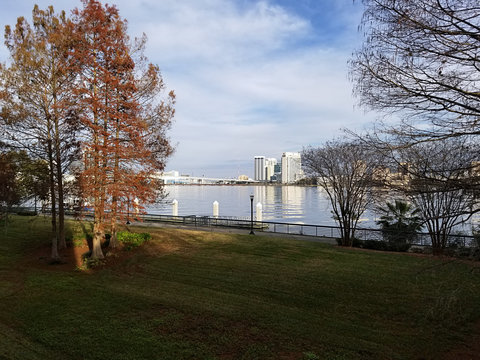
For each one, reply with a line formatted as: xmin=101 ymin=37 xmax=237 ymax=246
xmin=147 ymin=185 xmax=379 ymax=227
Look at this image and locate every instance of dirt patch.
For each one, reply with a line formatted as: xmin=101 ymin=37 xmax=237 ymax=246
xmin=20 ymin=238 xmax=132 ymax=272
xmin=21 ymin=241 xmax=90 ymax=271
xmin=19 ymin=232 xmax=189 ymax=273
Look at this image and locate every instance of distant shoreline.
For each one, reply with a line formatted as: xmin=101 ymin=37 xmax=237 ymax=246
xmin=162 ymin=183 xmax=316 ymax=187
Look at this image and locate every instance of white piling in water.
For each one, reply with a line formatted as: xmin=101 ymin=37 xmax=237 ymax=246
xmin=213 ymin=201 xmax=219 ymax=218
xmin=256 ymin=202 xmax=263 ymax=222
xmin=172 ymin=199 xmax=178 ymax=216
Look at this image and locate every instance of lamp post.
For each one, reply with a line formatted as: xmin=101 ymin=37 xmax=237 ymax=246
xmin=249 ymin=194 xmax=255 ymax=235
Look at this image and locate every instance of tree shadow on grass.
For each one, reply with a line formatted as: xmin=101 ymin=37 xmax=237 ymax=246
xmin=79 ymin=221 xmax=94 ymax=251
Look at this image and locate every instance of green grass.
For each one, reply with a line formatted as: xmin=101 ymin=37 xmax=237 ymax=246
xmin=1 ymin=215 xmax=480 ymax=359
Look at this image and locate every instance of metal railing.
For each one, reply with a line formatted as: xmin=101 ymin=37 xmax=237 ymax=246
xmin=130 ymin=212 xmax=477 ymax=248
xmin=5 ymin=206 xmax=478 ymax=248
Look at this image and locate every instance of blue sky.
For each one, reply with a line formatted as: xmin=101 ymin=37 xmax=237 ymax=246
xmin=0 ymin=0 xmax=377 ymax=178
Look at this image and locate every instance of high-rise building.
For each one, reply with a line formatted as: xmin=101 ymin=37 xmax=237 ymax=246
xmin=265 ymin=158 xmax=277 ymax=181
xmin=254 ymin=156 xmax=266 ymax=181
xmin=281 ymin=152 xmax=303 ymax=184
xmin=273 ymin=163 xmax=282 ymax=182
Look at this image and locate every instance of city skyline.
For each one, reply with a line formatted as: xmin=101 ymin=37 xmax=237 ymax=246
xmin=0 ymin=0 xmax=381 ymax=178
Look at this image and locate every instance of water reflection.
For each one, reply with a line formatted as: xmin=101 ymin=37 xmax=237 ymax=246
xmin=150 ymin=185 xmax=476 ymax=232
xmin=149 ymin=185 xmax=347 ymax=226
xmin=254 ymin=186 xmax=305 ymax=221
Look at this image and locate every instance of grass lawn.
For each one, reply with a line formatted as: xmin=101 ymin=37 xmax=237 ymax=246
xmin=1 ymin=215 xmax=480 ymax=359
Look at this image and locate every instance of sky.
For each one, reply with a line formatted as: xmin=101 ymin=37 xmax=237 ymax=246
xmin=0 ymin=0 xmax=378 ymax=178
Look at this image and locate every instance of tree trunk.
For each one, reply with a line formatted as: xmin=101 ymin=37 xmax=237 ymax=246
xmin=110 ymin=216 xmax=118 ymax=248
xmin=47 ymin=137 xmax=59 ymax=261
xmin=90 ymin=100 xmax=104 ymax=259
xmin=431 ymin=233 xmax=444 ymax=256
xmin=52 ymin=61 xmax=67 ymax=250
xmin=110 ymin=117 xmax=120 ymax=249
xmin=91 ymin=232 xmax=104 ymax=259
xmin=55 ymin=131 xmax=66 ymax=249
xmin=57 ymin=174 xmax=66 ymax=249
xmin=91 ymin=201 xmax=105 ymax=259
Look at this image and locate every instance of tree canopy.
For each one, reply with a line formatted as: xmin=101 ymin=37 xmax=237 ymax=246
xmin=0 ymin=0 xmax=175 ymax=260
xmin=1 ymin=5 xmax=78 ymax=258
xmin=350 ymin=0 xmax=480 ymax=141
xmin=394 ymin=137 xmax=478 ymax=254
xmin=302 ymin=140 xmax=380 ymax=246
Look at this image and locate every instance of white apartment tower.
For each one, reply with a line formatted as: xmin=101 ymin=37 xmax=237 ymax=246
xmin=281 ymin=152 xmax=303 ymax=184
xmin=254 ymin=156 xmax=266 ymax=181
xmin=265 ymin=158 xmax=277 ymax=181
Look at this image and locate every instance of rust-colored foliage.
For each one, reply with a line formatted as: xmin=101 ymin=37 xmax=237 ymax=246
xmin=70 ymin=0 xmax=174 ymax=257
xmin=1 ymin=1 xmax=174 ymax=260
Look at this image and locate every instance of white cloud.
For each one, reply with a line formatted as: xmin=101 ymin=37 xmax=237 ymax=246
xmin=164 ymin=41 xmax=376 ymax=176
xmin=0 ymin=0 xmax=377 ymax=178
xmin=136 ymin=0 xmax=310 ymax=65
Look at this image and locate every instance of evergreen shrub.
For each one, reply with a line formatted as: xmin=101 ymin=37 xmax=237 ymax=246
xmin=117 ymin=231 xmax=151 ymax=250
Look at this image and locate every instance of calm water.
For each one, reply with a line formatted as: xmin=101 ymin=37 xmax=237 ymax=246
xmin=148 ymin=185 xmax=379 ymax=227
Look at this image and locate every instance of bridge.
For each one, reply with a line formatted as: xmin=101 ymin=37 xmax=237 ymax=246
xmin=153 ymin=172 xmax=257 ymax=185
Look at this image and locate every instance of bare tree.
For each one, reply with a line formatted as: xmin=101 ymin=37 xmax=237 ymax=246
xmin=389 ymin=137 xmax=479 ymax=255
xmin=302 ymin=140 xmax=380 ymax=246
xmin=350 ymin=0 xmax=480 ymax=141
